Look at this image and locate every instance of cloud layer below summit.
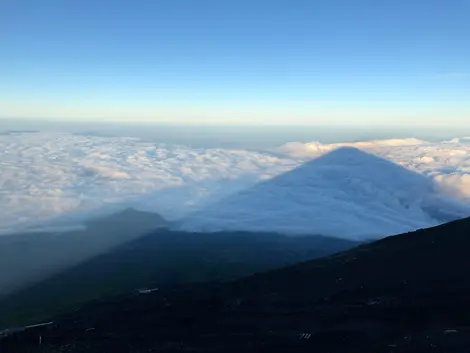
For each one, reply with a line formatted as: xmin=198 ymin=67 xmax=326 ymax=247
xmin=1 ymin=132 xmax=470 ymax=238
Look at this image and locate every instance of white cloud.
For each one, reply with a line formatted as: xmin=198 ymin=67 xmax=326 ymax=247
xmin=80 ymin=164 xmax=132 ymax=179
xmin=276 ymin=138 xmax=428 ymax=159
xmin=0 ymin=132 xmax=295 ymax=233
xmin=276 ymin=138 xmax=470 ymax=204
xmin=1 ymin=132 xmax=470 ymax=239
xmin=179 ymin=146 xmax=470 ymax=239
xmin=434 ymin=174 xmax=470 ymax=199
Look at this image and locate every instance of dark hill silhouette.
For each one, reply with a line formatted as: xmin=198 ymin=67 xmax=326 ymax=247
xmin=0 ymin=230 xmax=358 ymax=330
xmin=0 ymin=208 xmax=168 ymax=299
xmin=2 ymin=217 xmax=470 ymax=352
xmin=84 ymin=207 xmax=167 ymax=230
xmin=179 ymin=147 xmax=469 ymax=239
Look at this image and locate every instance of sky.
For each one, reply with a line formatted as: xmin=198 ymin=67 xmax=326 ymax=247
xmin=1 ymin=0 xmax=469 ymax=125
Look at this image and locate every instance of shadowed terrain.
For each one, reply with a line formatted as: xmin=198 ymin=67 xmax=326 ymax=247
xmin=0 ymin=208 xmax=168 ymax=299
xmin=0 ymin=230 xmax=357 ymax=329
xmin=2 ymin=217 xmax=470 ymax=352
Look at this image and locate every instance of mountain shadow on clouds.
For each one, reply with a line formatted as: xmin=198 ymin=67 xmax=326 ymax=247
xmin=178 ymin=147 xmax=470 ymax=240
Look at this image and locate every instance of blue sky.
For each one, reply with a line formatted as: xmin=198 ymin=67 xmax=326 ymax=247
xmin=1 ymin=0 xmax=469 ymax=125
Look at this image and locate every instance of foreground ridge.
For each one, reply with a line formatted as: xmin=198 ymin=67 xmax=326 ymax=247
xmin=2 ymin=217 xmax=470 ymax=352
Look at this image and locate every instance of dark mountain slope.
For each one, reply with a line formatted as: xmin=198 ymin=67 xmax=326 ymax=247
xmin=2 ymin=218 xmax=470 ymax=352
xmin=83 ymin=207 xmax=167 ymax=230
xmin=0 ymin=208 xmax=168 ymax=299
xmin=0 ymin=230 xmax=357 ymax=329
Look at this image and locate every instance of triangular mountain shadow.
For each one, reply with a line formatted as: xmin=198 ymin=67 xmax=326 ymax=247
xmin=178 ymin=147 xmax=469 ymax=239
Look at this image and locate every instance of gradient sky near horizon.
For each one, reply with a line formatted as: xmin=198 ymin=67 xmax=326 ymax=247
xmin=1 ymin=0 xmax=469 ymax=125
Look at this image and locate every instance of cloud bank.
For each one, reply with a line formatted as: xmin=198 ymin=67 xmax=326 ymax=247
xmin=276 ymin=137 xmax=470 ymax=202
xmin=1 ymin=132 xmax=470 ymax=238
xmin=179 ymin=147 xmax=470 ymax=239
xmin=0 ymin=132 xmax=295 ymax=233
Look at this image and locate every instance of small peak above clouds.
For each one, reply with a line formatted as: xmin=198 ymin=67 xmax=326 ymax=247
xmin=85 ymin=207 xmax=168 ymax=230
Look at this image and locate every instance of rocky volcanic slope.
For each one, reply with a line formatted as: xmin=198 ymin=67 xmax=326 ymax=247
xmin=0 ymin=230 xmax=357 ymax=329
xmin=2 ymin=217 xmax=470 ymax=352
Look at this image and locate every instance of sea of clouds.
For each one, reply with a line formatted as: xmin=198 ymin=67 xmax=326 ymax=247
xmin=1 ymin=132 xmax=470 ymax=238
